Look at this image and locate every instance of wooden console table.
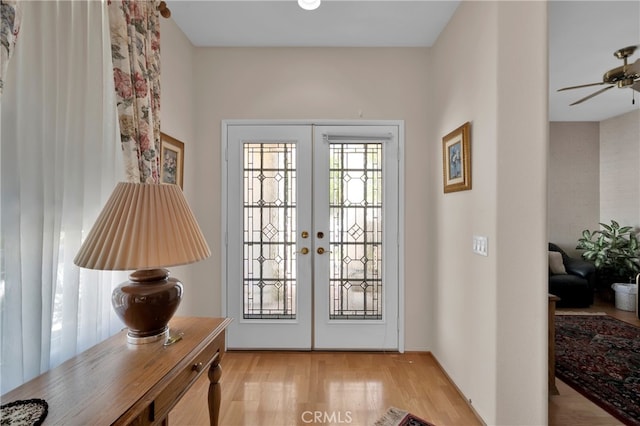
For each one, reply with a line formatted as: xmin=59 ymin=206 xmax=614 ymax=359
xmin=1 ymin=317 xmax=231 ymax=425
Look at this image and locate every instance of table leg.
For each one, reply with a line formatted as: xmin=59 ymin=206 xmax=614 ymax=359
xmin=549 ymin=294 xmax=560 ymax=395
xmin=208 ymin=352 xmax=222 ymax=426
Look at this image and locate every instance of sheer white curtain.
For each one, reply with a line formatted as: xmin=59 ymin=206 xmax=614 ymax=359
xmin=0 ymin=0 xmax=125 ymax=394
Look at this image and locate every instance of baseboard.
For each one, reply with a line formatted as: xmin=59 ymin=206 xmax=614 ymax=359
xmin=427 ymin=352 xmax=487 ymax=426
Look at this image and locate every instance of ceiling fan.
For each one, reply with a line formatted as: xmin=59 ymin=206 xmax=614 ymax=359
xmin=558 ymin=45 xmax=640 ymax=106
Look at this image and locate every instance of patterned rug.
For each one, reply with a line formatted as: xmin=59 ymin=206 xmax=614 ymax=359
xmin=374 ymin=407 xmax=435 ymax=426
xmin=555 ymin=314 xmax=640 ymax=425
xmin=0 ymin=398 xmax=48 ymax=425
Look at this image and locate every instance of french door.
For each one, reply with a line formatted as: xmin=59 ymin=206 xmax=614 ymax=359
xmin=224 ymin=122 xmax=401 ymax=350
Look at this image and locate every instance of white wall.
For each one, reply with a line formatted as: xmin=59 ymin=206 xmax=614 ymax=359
xmin=160 ymin=18 xmax=195 ymax=147
xmin=600 ymin=109 xmax=640 ymax=229
xmin=189 ymin=47 xmax=433 ymax=350
xmin=159 ymin=18 xmax=196 ymax=307
xmin=547 ymin=110 xmax=640 ymax=256
xmin=430 ymin=2 xmax=547 ymax=424
xmin=548 ymin=122 xmax=600 ymax=256
xmin=494 ymin=3 xmax=547 ymax=424
xmin=429 ymin=1 xmax=499 ymax=421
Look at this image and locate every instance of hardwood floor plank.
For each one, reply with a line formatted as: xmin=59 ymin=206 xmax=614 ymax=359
xmin=549 ymin=380 xmax=624 ymax=426
xmin=170 ymin=351 xmax=481 ymax=426
xmin=170 ymin=297 xmax=638 ymax=425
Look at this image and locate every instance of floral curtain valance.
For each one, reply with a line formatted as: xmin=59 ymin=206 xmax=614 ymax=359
xmin=108 ymin=0 xmax=161 ymax=184
xmin=1 ymin=0 xmax=22 ymax=94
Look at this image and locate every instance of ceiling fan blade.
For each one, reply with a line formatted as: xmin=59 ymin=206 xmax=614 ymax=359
xmin=632 ymin=80 xmax=640 ymax=92
xmin=557 ymin=82 xmax=605 ymax=92
xmin=569 ymin=85 xmax=614 ymax=106
xmin=629 ymin=58 xmax=640 ymax=75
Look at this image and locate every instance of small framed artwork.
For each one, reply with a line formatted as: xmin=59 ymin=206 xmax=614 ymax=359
xmin=160 ymin=132 xmax=185 ymax=189
xmin=442 ymin=122 xmax=471 ymax=193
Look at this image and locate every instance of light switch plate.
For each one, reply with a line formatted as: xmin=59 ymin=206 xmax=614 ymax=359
xmin=473 ymin=235 xmax=488 ymax=256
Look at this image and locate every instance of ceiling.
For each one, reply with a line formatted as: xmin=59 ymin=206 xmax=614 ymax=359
xmin=170 ymin=0 xmax=640 ymax=122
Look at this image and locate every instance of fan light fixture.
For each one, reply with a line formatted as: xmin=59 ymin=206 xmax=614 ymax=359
xmin=557 ymin=45 xmax=640 ymax=106
xmin=298 ymin=0 xmax=321 ymax=11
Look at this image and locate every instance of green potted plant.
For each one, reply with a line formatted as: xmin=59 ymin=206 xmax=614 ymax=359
xmin=576 ymin=220 xmax=640 ymax=297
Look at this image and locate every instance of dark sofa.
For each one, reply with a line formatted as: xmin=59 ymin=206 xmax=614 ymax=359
xmin=548 ymin=243 xmax=596 ymax=308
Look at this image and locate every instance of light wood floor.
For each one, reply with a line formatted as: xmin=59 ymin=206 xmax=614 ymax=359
xmin=171 ymin=297 xmax=638 ymax=426
xmin=549 ymin=296 xmax=639 ymax=426
xmin=170 ymin=351 xmax=481 ymax=426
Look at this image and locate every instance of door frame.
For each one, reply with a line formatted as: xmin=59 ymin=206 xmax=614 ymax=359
xmin=220 ymin=119 xmax=406 ymax=352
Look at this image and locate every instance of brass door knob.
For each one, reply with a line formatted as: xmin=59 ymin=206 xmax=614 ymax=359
xmin=299 ymin=247 xmax=309 ymax=255
xmin=317 ymin=247 xmax=325 ymax=255
xmin=301 ymin=231 xmax=309 ymax=238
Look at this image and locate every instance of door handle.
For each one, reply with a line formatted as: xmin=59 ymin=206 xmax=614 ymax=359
xmin=317 ymin=247 xmax=332 ymax=255
xmin=298 ymin=247 xmax=310 ymax=255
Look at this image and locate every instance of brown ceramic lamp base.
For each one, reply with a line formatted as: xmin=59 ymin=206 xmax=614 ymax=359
xmin=111 ymin=268 xmax=183 ymax=344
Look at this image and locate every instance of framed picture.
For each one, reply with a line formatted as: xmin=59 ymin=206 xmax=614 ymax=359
xmin=442 ymin=122 xmax=471 ymax=193
xmin=160 ymin=132 xmax=184 ymax=189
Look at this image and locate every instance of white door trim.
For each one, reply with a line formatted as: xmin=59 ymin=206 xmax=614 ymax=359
xmin=221 ymin=119 xmax=405 ymax=352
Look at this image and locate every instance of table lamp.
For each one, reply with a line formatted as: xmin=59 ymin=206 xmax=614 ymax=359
xmin=74 ymin=182 xmax=211 ymax=344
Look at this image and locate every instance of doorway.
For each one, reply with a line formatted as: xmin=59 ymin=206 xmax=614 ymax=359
xmin=223 ymin=121 xmax=403 ymax=350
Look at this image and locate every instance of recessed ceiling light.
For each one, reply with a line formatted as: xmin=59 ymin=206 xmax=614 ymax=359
xmin=298 ymin=0 xmax=321 ymax=11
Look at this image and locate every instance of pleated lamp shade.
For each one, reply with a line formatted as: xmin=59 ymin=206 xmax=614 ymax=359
xmin=74 ymin=182 xmax=211 ymax=344
xmin=74 ymin=182 xmax=211 ymax=270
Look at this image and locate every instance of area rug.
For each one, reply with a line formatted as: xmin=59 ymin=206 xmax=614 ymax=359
xmin=374 ymin=407 xmax=435 ymax=426
xmin=0 ymin=398 xmax=48 ymax=425
xmin=555 ymin=314 xmax=640 ymax=425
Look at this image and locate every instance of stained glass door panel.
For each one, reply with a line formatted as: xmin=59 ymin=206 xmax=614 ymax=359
xmin=243 ymin=143 xmax=297 ymax=320
xmin=327 ymin=142 xmax=383 ymax=320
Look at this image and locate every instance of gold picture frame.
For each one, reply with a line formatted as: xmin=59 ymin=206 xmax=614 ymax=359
xmin=442 ymin=122 xmax=471 ymax=193
xmin=160 ymin=132 xmax=185 ymax=189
